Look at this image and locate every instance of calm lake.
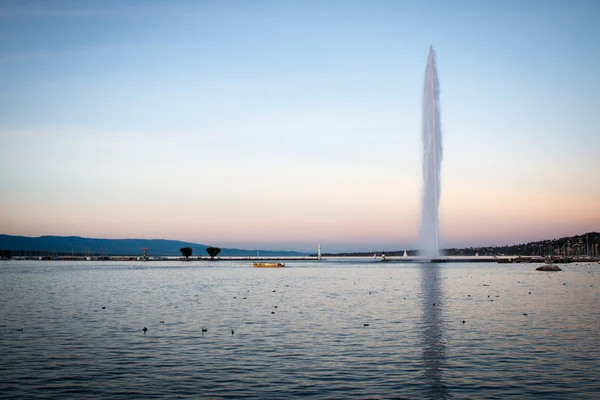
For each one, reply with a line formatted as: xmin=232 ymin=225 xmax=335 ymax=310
xmin=1 ymin=259 xmax=599 ymax=399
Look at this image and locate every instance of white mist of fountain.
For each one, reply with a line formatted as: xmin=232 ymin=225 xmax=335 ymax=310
xmin=420 ymin=46 xmax=443 ymax=260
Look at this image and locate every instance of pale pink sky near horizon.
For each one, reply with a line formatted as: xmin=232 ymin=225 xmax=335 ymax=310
xmin=2 ymin=170 xmax=598 ymax=252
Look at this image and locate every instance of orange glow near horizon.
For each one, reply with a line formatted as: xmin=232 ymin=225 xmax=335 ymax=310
xmin=2 ymin=179 xmax=598 ymax=251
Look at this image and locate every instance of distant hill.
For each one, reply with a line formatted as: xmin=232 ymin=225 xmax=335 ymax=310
xmin=0 ymin=235 xmax=307 ymax=257
xmin=443 ymin=232 xmax=600 ymax=257
xmin=320 ymin=232 xmax=600 ymax=257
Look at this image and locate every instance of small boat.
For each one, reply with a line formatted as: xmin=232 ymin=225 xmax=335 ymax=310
xmin=253 ymin=262 xmax=285 ymax=268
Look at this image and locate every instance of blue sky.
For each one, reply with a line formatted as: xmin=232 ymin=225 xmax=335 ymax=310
xmin=1 ymin=0 xmax=598 ymax=252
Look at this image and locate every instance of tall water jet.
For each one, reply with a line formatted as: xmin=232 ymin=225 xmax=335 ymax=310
xmin=420 ymin=46 xmax=443 ymax=260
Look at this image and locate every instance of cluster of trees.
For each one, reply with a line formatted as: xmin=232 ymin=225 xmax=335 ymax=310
xmin=1 ymin=250 xmax=12 ymax=259
xmin=180 ymin=247 xmax=193 ymax=258
xmin=320 ymin=232 xmax=600 ymax=257
xmin=179 ymin=247 xmax=221 ymax=259
xmin=206 ymin=247 xmax=221 ymax=259
xmin=445 ymin=232 xmax=600 ymax=257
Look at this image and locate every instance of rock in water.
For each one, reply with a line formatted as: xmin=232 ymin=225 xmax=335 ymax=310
xmin=536 ymin=265 xmax=562 ymax=271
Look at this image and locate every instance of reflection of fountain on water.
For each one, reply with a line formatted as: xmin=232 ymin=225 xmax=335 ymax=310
xmin=420 ymin=46 xmax=443 ymax=260
xmin=420 ymin=263 xmax=450 ymax=399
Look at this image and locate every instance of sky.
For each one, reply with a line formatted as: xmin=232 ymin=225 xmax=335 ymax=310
xmin=1 ymin=0 xmax=599 ymax=252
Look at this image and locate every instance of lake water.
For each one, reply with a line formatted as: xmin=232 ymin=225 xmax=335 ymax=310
xmin=1 ymin=259 xmax=599 ymax=399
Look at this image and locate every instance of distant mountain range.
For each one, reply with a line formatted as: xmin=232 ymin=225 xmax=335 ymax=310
xmin=0 ymin=235 xmax=307 ymax=257
xmin=3 ymin=232 xmax=597 ymax=258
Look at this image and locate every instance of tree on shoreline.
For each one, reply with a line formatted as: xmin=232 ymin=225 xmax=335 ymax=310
xmin=180 ymin=247 xmax=192 ymax=258
xmin=206 ymin=247 xmax=221 ymax=259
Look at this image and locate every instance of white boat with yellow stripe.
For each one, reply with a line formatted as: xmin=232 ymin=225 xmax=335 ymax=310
xmin=253 ymin=262 xmax=285 ymax=268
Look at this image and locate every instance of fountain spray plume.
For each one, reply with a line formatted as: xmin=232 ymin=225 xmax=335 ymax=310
xmin=420 ymin=46 xmax=443 ymax=260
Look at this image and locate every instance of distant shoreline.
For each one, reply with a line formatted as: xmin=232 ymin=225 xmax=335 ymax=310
xmin=5 ymin=255 xmax=599 ymax=264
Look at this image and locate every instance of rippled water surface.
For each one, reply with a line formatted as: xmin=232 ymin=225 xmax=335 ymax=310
xmin=1 ymin=260 xmax=599 ymax=399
